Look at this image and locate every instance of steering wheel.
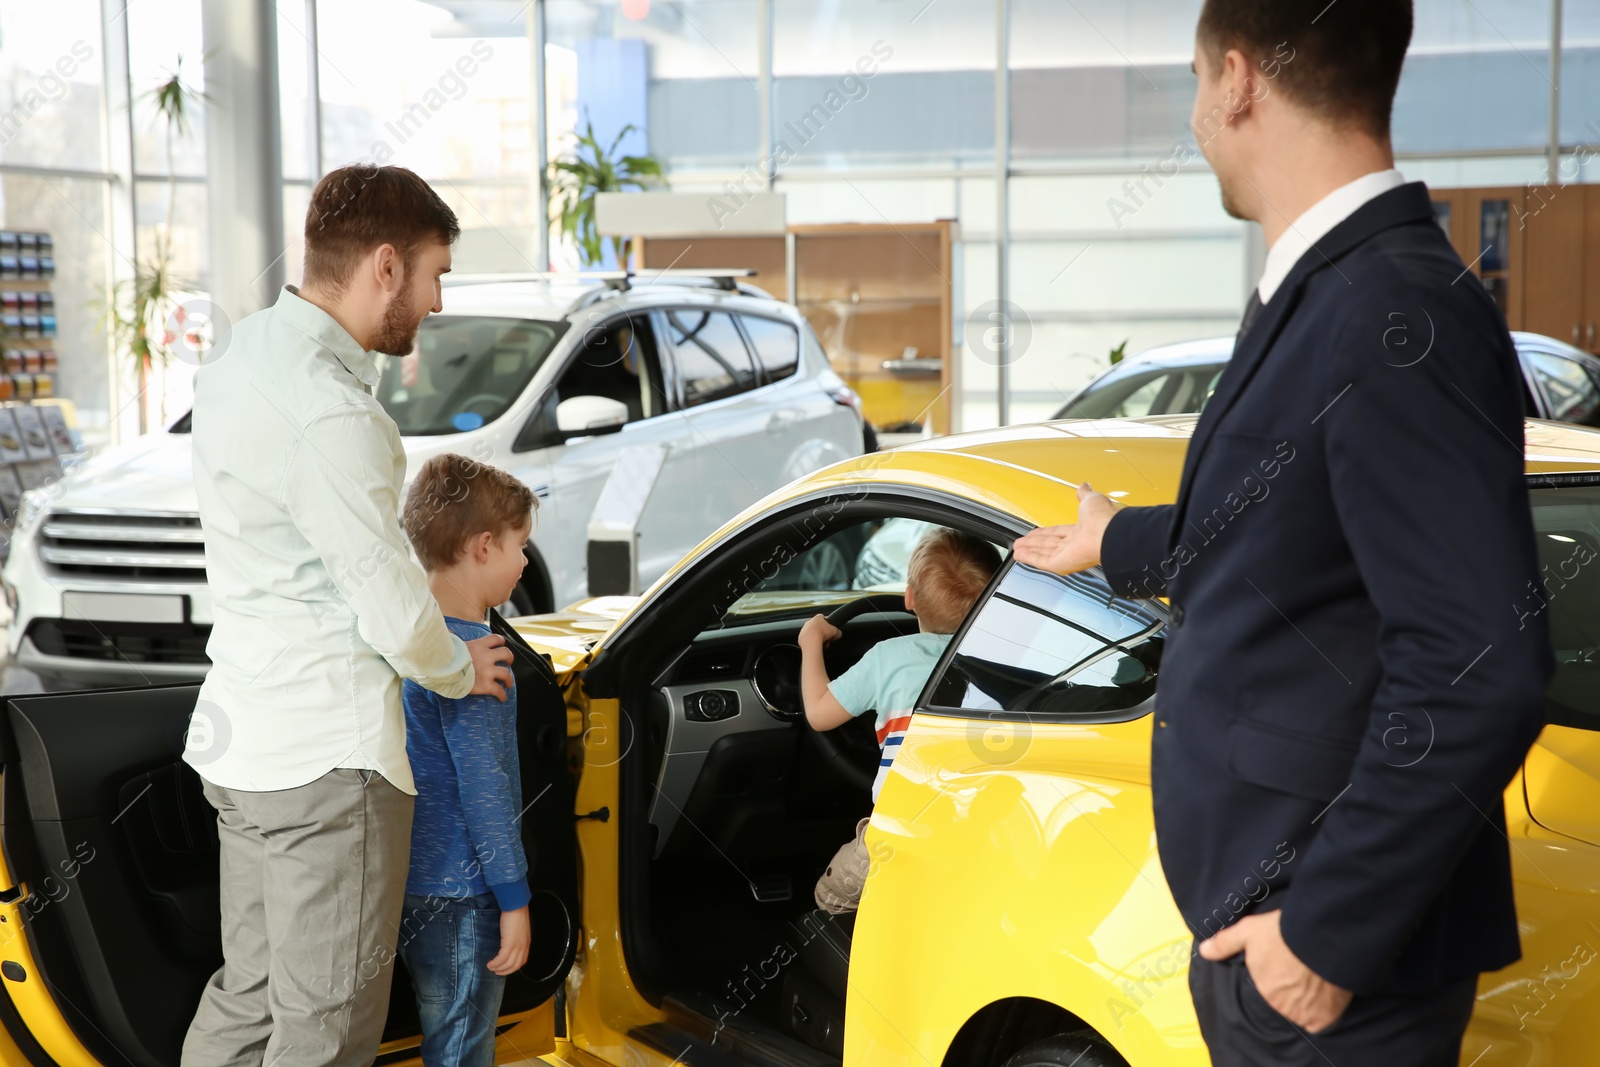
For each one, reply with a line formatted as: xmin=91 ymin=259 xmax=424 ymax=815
xmin=457 ymin=393 xmax=505 ymax=417
xmin=824 ymin=593 xmax=910 ymax=630
xmin=811 ymin=593 xmax=917 ymax=792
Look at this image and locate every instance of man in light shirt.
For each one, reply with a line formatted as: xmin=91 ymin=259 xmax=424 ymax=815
xmin=1016 ymin=1 xmax=1550 ymax=1064
xmin=182 ymin=165 xmax=517 ymax=1067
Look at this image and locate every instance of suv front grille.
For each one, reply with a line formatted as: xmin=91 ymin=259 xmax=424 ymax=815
xmin=26 ymin=618 xmax=212 ymax=665
xmin=38 ymin=510 xmax=207 ymax=582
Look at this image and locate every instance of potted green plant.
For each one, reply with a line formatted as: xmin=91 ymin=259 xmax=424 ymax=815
xmin=548 ymin=120 xmax=667 ymax=269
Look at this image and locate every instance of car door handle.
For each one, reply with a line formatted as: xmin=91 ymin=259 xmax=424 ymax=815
xmin=767 ymin=411 xmax=801 ymax=431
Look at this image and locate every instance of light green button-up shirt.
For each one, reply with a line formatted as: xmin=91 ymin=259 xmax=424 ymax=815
xmin=188 ymin=286 xmax=472 ymax=794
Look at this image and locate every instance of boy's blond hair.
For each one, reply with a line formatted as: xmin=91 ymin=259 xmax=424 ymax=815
xmin=402 ymin=453 xmax=536 ymax=570
xmin=907 ymin=528 xmax=1001 ymax=633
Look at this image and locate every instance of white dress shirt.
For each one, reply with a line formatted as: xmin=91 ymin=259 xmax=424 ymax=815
xmin=1256 ymin=168 xmax=1407 ymax=304
xmin=188 ymin=286 xmax=473 ymax=794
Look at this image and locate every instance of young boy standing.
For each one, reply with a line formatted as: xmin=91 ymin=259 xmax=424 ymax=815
xmin=799 ymin=527 xmax=1000 ymax=913
xmin=398 ymin=454 xmax=537 ymax=1067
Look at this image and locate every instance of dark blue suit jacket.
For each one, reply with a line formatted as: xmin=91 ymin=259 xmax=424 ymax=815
xmin=1100 ymin=182 xmax=1554 ymax=995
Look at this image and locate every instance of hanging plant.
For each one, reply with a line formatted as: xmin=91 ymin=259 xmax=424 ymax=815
xmin=548 ymin=120 xmax=667 ymax=268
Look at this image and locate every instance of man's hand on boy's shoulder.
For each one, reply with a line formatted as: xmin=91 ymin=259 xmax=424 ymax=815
xmin=487 ymin=906 xmax=531 ymax=976
xmin=467 ymin=634 xmax=516 ymax=702
xmin=800 ymin=614 xmax=842 ymax=651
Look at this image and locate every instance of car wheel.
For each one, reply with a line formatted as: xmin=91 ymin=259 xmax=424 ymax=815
xmin=862 ymin=421 xmax=879 ymax=453
xmin=1000 ymin=1030 xmax=1128 ymax=1067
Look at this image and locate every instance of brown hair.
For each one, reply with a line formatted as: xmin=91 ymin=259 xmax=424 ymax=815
xmin=907 ymin=528 xmax=1001 ymax=634
xmin=303 ymin=165 xmax=460 ymax=294
xmin=403 ymin=454 xmax=536 ymax=570
xmin=1197 ymin=0 xmax=1412 ymax=137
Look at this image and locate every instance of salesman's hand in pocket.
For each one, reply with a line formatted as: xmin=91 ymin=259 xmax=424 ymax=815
xmin=1199 ymin=909 xmax=1352 ymax=1033
xmin=1012 ymin=482 xmax=1118 ymax=576
xmin=467 ymin=634 xmax=516 ymax=701
xmin=487 ymin=906 xmax=531 ymax=976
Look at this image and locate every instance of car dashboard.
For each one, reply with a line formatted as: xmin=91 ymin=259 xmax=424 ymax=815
xmin=643 ymin=609 xmax=916 ymax=856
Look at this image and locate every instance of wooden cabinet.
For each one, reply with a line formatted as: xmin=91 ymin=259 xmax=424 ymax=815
xmin=1523 ymin=184 xmax=1590 ymax=348
xmin=791 ymin=222 xmax=955 ymax=436
xmin=1587 ymin=188 xmax=1600 ymax=353
xmin=1434 ymin=184 xmax=1600 ymax=354
xmin=1432 ymin=186 xmax=1526 ymax=330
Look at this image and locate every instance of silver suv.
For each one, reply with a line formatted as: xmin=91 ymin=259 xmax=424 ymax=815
xmin=2 ymin=272 xmax=867 ymax=689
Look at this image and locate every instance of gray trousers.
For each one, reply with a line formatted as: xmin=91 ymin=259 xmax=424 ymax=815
xmin=182 ymin=769 xmax=414 ymax=1067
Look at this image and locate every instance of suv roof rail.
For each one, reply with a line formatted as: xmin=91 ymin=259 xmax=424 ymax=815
xmin=448 ymin=268 xmax=764 ymax=294
xmin=626 ymin=268 xmax=758 ymax=292
xmin=443 ymin=271 xmax=629 ymax=288
xmin=444 ymin=269 xmax=774 ymax=315
xmin=446 ymin=268 xmax=760 ymax=292
xmin=566 ymin=269 xmax=772 ymax=312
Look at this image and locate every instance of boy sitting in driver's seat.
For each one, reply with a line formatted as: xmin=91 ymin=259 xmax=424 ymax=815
xmin=799 ymin=527 xmax=1001 ymax=914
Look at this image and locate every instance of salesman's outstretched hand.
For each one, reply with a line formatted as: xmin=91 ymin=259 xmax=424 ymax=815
xmin=1199 ymin=910 xmax=1352 ymax=1033
xmin=467 ymin=634 xmax=516 ymax=702
xmin=1011 ymin=482 xmax=1119 ymax=575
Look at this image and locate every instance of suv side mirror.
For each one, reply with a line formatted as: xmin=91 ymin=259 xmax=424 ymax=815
xmin=555 ymin=395 xmax=629 ymax=439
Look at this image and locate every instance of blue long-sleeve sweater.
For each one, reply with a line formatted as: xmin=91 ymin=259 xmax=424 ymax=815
xmin=403 ymin=615 xmax=530 ymax=911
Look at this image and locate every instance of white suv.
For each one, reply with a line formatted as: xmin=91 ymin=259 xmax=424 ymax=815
xmin=2 ymin=273 xmax=867 ymax=688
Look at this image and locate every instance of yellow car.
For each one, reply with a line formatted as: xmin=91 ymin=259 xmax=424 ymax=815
xmin=1 ymin=415 xmax=1598 ymax=1067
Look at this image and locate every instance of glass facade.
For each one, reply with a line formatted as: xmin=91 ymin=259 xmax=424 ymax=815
xmin=773 ymin=0 xmax=995 ymax=169
xmin=1 ymin=0 xmax=1595 ymax=439
xmin=0 ymin=2 xmax=107 ymax=172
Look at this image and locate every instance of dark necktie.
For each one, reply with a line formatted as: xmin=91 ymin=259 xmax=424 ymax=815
xmin=1237 ymin=290 xmax=1263 ymax=345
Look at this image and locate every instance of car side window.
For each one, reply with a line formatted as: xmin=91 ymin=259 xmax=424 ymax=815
xmin=741 ymin=315 xmax=800 ymax=382
xmin=513 ymin=312 xmax=666 ymax=450
xmin=925 ymin=562 xmax=1164 ymax=719
xmin=1526 ymin=351 xmax=1600 ymax=426
xmin=1531 ymin=481 xmax=1600 ymax=731
xmin=663 ymin=309 xmax=759 ymax=407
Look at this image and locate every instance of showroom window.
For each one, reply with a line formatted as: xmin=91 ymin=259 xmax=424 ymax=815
xmin=924 ymin=562 xmax=1164 ymax=719
xmin=772 ymin=0 xmax=995 ymax=169
xmin=664 ymin=309 xmax=759 ymax=406
xmin=545 ymin=0 xmax=762 ymax=182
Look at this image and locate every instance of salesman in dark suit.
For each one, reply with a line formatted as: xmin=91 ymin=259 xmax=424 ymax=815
xmin=1014 ymin=1 xmax=1553 ymax=1063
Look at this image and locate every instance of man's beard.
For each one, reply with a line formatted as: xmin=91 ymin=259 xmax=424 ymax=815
xmin=372 ymin=286 xmax=422 ymax=355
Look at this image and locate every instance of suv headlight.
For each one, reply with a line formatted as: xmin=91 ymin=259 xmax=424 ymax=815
xmin=12 ymin=489 xmax=46 ymax=535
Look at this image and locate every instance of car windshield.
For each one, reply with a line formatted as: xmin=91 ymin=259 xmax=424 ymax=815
xmin=1532 ymin=481 xmax=1600 ymax=732
xmin=375 ymin=316 xmax=564 ymax=435
xmin=719 ymin=517 xmax=1002 ymax=622
xmin=1055 ymin=360 xmax=1226 ymax=420
xmin=166 ymin=316 xmax=565 ymax=437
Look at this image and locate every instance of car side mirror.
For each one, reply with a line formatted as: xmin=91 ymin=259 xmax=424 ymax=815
xmin=555 ymin=395 xmax=629 ymax=440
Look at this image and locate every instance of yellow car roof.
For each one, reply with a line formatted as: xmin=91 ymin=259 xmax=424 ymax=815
xmin=765 ymin=414 xmax=1600 ymax=529
xmin=514 ymin=415 xmax=1600 ymax=671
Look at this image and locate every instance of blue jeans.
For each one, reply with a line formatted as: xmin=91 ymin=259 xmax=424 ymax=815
xmin=397 ymin=892 xmax=507 ymax=1067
